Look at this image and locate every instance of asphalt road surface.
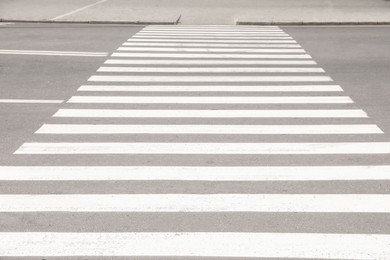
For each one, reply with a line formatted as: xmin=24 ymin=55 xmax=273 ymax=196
xmin=0 ymin=23 xmax=390 ymax=259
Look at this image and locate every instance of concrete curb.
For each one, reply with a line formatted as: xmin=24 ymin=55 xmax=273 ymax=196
xmin=0 ymin=19 xmax=176 ymax=25
xmin=237 ymin=21 xmax=390 ymax=26
xmin=2 ymin=19 xmax=390 ymax=26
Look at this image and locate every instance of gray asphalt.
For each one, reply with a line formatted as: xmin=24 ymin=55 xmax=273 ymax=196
xmin=0 ymin=23 xmax=390 ymax=258
xmin=0 ymin=24 xmax=142 ymax=159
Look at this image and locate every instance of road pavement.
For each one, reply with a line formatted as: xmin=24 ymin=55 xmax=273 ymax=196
xmin=0 ymin=23 xmax=390 ymax=258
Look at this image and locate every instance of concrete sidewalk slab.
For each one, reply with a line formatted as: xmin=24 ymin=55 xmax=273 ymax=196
xmin=1 ymin=0 xmax=390 ymax=25
xmin=0 ymin=0 xmax=100 ymax=21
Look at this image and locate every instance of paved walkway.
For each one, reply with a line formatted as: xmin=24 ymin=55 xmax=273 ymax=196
xmin=1 ymin=0 xmax=390 ymax=24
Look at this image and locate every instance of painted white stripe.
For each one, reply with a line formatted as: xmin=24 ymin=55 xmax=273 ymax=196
xmin=134 ymin=36 xmax=293 ymax=39
xmin=123 ymin=42 xmax=301 ymax=48
xmin=15 ymin=142 xmax=390 ymax=155
xmin=78 ymin=85 xmax=342 ymax=92
xmin=53 ymin=109 xmax=368 ymax=118
xmin=0 ymin=49 xmax=107 ymax=57
xmin=88 ymin=75 xmax=330 ymax=82
xmin=143 ymin=27 xmax=282 ymax=29
xmin=141 ymin=31 xmax=285 ymax=34
xmin=135 ymin=33 xmax=290 ymax=36
xmin=67 ymin=96 xmax=350 ymax=104
xmin=139 ymin=30 xmax=285 ymax=33
xmin=141 ymin=30 xmax=285 ymax=33
xmin=2 ymin=232 xmax=388 ymax=259
xmin=0 ymin=99 xmax=63 ymax=104
xmin=2 ymin=194 xmax=390 ymax=213
xmin=137 ymin=32 xmax=290 ymax=39
xmin=117 ymin=47 xmax=304 ymax=53
xmin=97 ymin=67 xmax=323 ymax=73
xmin=52 ymin=0 xmax=109 ymax=20
xmin=137 ymin=33 xmax=290 ymax=37
xmin=111 ymin=53 xmax=311 ymax=59
xmin=36 ymin=124 xmax=383 ymax=135
xmin=127 ymin=39 xmax=297 ymax=43
xmin=142 ymin=29 xmax=284 ymax=32
xmin=146 ymin=25 xmax=279 ymax=27
xmin=148 ymin=25 xmax=280 ymax=27
xmin=104 ymin=59 xmax=317 ymax=65
xmin=1 ymin=166 xmax=389 ymax=181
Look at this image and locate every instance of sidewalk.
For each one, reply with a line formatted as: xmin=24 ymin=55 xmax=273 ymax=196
xmin=1 ymin=0 xmax=390 ymax=25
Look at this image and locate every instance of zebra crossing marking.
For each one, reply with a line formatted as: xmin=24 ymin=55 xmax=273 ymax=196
xmin=78 ymin=85 xmax=341 ymax=92
xmin=2 ymin=194 xmax=390 ymax=212
xmin=36 ymin=124 xmax=383 ymax=135
xmin=67 ymin=96 xmax=350 ymax=104
xmin=138 ymin=33 xmax=289 ymax=36
xmin=117 ymin=47 xmax=304 ymax=53
xmin=142 ymin=29 xmax=285 ymax=33
xmin=1 ymin=232 xmax=388 ymax=259
xmin=111 ymin=53 xmax=310 ymax=58
xmin=53 ymin=109 xmax=369 ymax=118
xmin=97 ymin=67 xmax=323 ymax=73
xmin=134 ymin=35 xmax=293 ymax=39
xmin=122 ymin=42 xmax=302 ymax=47
xmin=88 ymin=75 xmax=331 ymax=82
xmin=1 ymin=166 xmax=389 ymax=181
xmin=104 ymin=59 xmax=316 ymax=65
xmin=7 ymin=25 xmax=390 ymax=259
xmin=14 ymin=142 xmax=390 ymax=155
xmin=127 ymin=39 xmax=298 ymax=43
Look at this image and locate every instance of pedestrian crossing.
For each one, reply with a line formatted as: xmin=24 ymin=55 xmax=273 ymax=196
xmin=2 ymin=25 xmax=390 ymax=259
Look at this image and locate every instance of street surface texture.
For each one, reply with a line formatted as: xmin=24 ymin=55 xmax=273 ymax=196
xmin=1 ymin=0 xmax=390 ymax=24
xmin=0 ymin=23 xmax=390 ymax=258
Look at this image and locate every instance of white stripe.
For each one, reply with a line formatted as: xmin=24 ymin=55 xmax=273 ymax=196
xmin=148 ymin=25 xmax=279 ymax=27
xmin=132 ymin=34 xmax=293 ymax=40
xmin=141 ymin=30 xmax=285 ymax=34
xmin=137 ymin=32 xmax=290 ymax=39
xmin=1 ymin=165 xmax=389 ymax=181
xmin=111 ymin=53 xmax=311 ymax=59
xmin=148 ymin=25 xmax=280 ymax=28
xmin=140 ymin=30 xmax=285 ymax=33
xmin=88 ymin=75 xmax=330 ymax=82
xmin=138 ymin=30 xmax=285 ymax=33
xmin=104 ymin=59 xmax=316 ymax=65
xmin=53 ymin=109 xmax=368 ymax=118
xmin=52 ymin=0 xmax=109 ymax=20
xmin=117 ymin=47 xmax=304 ymax=53
xmin=15 ymin=142 xmax=390 ymax=155
xmin=137 ymin=33 xmax=290 ymax=37
xmin=78 ymin=85 xmax=342 ymax=92
xmin=67 ymin=96 xmax=350 ymax=104
xmin=2 ymin=232 xmax=389 ymax=259
xmin=149 ymin=25 xmax=279 ymax=27
xmin=2 ymin=194 xmax=390 ymax=213
xmin=127 ymin=39 xmax=297 ymax=43
xmin=36 ymin=124 xmax=383 ymax=135
xmin=134 ymin=36 xmax=293 ymax=39
xmin=141 ymin=29 xmax=284 ymax=32
xmin=142 ymin=27 xmax=283 ymax=30
xmin=0 ymin=49 xmax=107 ymax=57
xmin=123 ymin=42 xmax=301 ymax=48
xmin=0 ymin=99 xmax=63 ymax=104
xmin=97 ymin=67 xmax=323 ymax=73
